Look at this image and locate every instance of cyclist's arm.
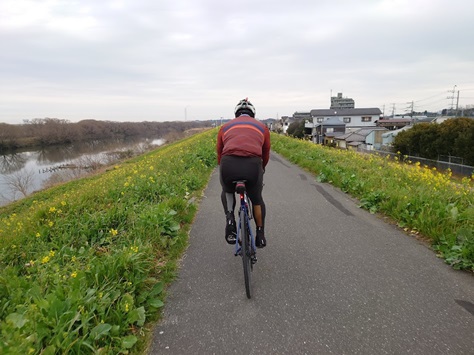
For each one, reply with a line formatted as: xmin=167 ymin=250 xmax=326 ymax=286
xmin=216 ymin=127 xmax=224 ymax=165
xmin=262 ymin=128 xmax=271 ymax=168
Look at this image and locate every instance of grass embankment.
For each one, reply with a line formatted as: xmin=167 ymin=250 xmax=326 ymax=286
xmin=271 ymin=134 xmax=474 ymax=271
xmin=1 ymin=130 xmax=472 ymax=353
xmin=0 ymin=129 xmax=218 ymax=354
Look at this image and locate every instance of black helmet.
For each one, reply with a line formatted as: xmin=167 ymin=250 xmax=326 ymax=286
xmin=234 ymin=98 xmax=256 ymax=118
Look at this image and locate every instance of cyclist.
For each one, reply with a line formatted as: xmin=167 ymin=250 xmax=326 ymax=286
xmin=216 ymin=98 xmax=271 ymax=248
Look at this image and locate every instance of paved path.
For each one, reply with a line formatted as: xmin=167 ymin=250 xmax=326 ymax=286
xmin=149 ymin=152 xmax=474 ymax=354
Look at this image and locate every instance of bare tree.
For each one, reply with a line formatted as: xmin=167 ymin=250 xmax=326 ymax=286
xmin=2 ymin=168 xmax=36 ymax=200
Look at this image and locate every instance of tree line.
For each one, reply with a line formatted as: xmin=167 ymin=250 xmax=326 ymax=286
xmin=393 ymin=118 xmax=474 ymax=166
xmin=0 ymin=118 xmax=213 ymax=151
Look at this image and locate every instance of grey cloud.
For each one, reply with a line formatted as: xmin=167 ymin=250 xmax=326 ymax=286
xmin=0 ymin=0 xmax=473 ymax=123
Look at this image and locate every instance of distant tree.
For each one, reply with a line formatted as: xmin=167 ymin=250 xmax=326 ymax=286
xmin=418 ymin=124 xmax=441 ymax=159
xmin=440 ymin=118 xmax=474 ymax=165
xmin=287 ymin=119 xmax=305 ymax=138
xmin=394 ymin=118 xmax=474 ymax=165
xmin=0 ymin=118 xmax=214 ymax=151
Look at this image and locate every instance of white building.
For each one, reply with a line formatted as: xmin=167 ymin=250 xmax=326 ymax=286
xmin=381 ymin=125 xmax=412 ymax=146
xmin=280 ymin=116 xmax=294 ymax=134
xmin=305 ymin=108 xmax=382 ymax=143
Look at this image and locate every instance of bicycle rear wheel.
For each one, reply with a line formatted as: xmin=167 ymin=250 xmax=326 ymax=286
xmin=241 ymin=210 xmax=252 ymax=299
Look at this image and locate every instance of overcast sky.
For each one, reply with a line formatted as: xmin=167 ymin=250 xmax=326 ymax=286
xmin=1 ymin=0 xmax=474 ymax=124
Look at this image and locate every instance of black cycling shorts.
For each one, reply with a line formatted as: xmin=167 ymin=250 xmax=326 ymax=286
xmin=219 ymin=155 xmax=264 ymax=205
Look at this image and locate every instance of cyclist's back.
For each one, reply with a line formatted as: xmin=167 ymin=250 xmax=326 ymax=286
xmin=217 ymin=115 xmax=270 ymax=165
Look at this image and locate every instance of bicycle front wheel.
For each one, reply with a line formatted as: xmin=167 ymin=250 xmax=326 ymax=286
xmin=241 ymin=211 xmax=252 ymax=299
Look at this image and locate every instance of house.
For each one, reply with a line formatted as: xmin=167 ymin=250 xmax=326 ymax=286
xmin=309 ymin=108 xmax=382 ymax=130
xmin=334 ymin=131 xmax=365 ymax=150
xmin=305 ymin=107 xmax=382 ymax=143
xmin=293 ymin=111 xmax=311 ymax=121
xmin=376 ymin=118 xmax=412 ymax=130
xmin=305 ymin=116 xmax=346 ymax=144
xmin=335 ymin=127 xmax=388 ymax=150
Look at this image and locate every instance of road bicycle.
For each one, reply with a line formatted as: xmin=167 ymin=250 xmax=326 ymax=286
xmin=233 ymin=181 xmax=257 ymax=299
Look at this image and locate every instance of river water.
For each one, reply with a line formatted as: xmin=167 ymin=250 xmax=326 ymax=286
xmin=0 ymin=137 xmax=164 ymax=207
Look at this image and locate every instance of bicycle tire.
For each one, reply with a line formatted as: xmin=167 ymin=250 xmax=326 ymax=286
xmin=241 ymin=209 xmax=252 ymax=299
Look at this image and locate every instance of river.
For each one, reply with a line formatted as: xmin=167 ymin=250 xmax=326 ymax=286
xmin=0 ymin=137 xmax=164 ymax=207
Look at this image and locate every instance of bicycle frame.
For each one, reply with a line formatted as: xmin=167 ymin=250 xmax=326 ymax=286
xmin=234 ymin=190 xmax=256 ymax=256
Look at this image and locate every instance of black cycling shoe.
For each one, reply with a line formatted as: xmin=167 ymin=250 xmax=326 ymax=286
xmin=225 ymin=212 xmax=237 ymax=244
xmin=256 ymin=227 xmax=266 ymax=248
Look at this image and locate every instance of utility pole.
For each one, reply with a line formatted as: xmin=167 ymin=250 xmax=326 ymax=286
xmin=406 ymin=101 xmax=414 ymax=118
xmin=455 ymin=90 xmax=460 ymax=117
xmin=391 ymin=103 xmax=396 ymax=118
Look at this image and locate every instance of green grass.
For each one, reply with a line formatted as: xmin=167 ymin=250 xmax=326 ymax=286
xmin=0 ymin=129 xmax=218 ymax=354
xmin=1 ymin=130 xmax=472 ymax=354
xmin=271 ymin=134 xmax=474 ymax=271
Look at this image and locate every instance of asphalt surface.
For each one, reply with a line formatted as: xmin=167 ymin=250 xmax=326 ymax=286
xmin=149 ymin=152 xmax=474 ymax=355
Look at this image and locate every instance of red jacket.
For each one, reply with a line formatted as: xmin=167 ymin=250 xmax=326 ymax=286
xmin=217 ymin=115 xmax=271 ymax=167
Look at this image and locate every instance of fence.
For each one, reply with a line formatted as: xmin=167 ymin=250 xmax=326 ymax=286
xmin=357 ymin=148 xmax=474 ymax=177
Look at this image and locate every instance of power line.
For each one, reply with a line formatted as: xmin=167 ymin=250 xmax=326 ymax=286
xmin=414 ymin=92 xmax=446 ymax=103
xmin=380 ymin=86 xmax=474 ymax=115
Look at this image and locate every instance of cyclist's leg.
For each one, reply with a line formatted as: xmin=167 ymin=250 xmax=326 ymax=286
xmin=245 ymin=159 xmax=267 ymax=248
xmin=219 ymin=157 xmax=236 ymax=209
xmin=221 ymin=191 xmax=235 ymax=214
xmin=252 ymin=203 xmax=265 ymax=228
xmin=219 ymin=157 xmax=238 ymax=244
xmin=245 ymin=158 xmax=264 ymax=226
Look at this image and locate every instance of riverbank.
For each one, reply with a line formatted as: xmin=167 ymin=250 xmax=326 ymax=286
xmin=0 ymin=137 xmax=166 ymax=207
xmin=0 ymin=127 xmax=212 ymax=207
xmin=0 ymin=129 xmax=217 ymax=354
